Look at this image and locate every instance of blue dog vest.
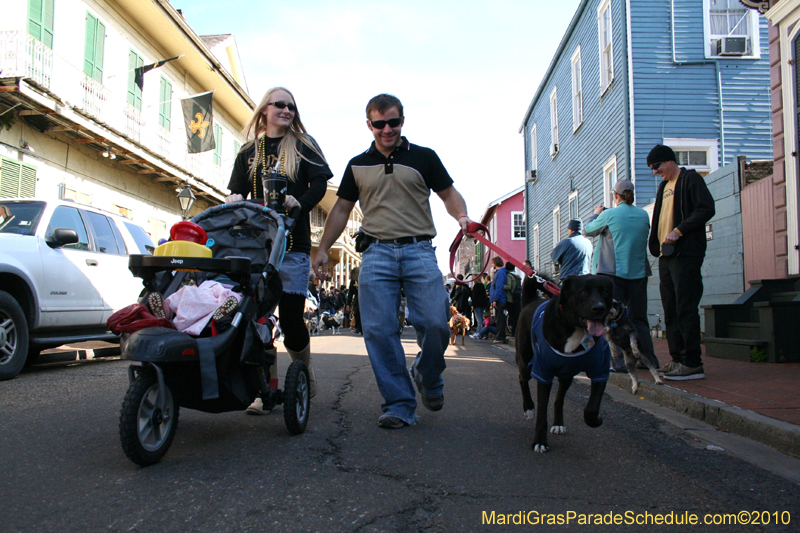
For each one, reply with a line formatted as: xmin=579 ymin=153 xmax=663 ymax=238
xmin=529 ymin=301 xmax=611 ymax=384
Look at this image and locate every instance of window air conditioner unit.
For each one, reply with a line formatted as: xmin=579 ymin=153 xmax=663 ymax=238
xmin=526 ymin=169 xmax=537 ymax=183
xmin=552 ymin=143 xmax=559 ymax=155
xmin=716 ymin=36 xmax=748 ymax=56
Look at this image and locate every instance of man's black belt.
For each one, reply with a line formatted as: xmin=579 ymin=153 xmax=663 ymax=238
xmin=364 ymin=235 xmax=433 ymax=245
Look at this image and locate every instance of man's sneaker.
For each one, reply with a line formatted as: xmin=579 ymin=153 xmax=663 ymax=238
xmin=664 ymin=364 xmax=705 ymax=381
xmin=421 ymin=394 xmax=444 ymax=411
xmin=410 ymin=363 xmax=444 ymax=411
xmin=491 ymin=338 xmax=507 ymax=344
xmin=658 ymin=360 xmax=682 ymax=375
xmin=378 ymin=414 xmax=409 ymax=429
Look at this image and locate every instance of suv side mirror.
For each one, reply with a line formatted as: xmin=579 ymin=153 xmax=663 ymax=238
xmin=46 ymin=227 xmax=80 ymax=248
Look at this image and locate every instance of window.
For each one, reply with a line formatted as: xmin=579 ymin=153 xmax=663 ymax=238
xmin=703 ymin=0 xmax=760 ymax=58
xmin=550 ymin=87 xmax=559 ymax=156
xmin=147 ymin=216 xmax=167 ymax=243
xmin=533 ymin=224 xmax=540 ymax=270
xmin=662 ymin=138 xmax=719 ymax=176
xmin=127 ymin=50 xmax=143 ymax=110
xmin=28 ymin=0 xmax=55 ymax=48
xmin=0 ymin=201 xmax=44 ymax=236
xmin=46 ymin=206 xmax=90 ymax=251
xmin=571 ymin=47 xmax=583 ymax=131
xmin=603 ymin=155 xmax=617 ymax=208
xmin=83 ymin=13 xmax=105 ymax=82
xmin=126 ymin=221 xmax=154 ymax=254
xmin=568 ymin=190 xmax=579 ymax=221
xmin=530 ymin=124 xmax=538 ymax=172
xmin=0 ymin=157 xmax=37 ymax=198
xmin=311 ymin=205 xmax=327 ymax=228
xmin=62 ymin=187 xmax=91 ymax=204
xmin=598 ymin=0 xmax=614 ymax=92
xmin=213 ymin=124 xmax=223 ymax=166
xmin=85 ymin=211 xmax=121 ymax=255
xmin=113 ymin=205 xmax=132 ymax=218
xmin=553 ymin=205 xmax=561 ymax=247
xmin=159 ymin=77 xmax=172 ymax=131
xmin=233 ymin=140 xmax=241 ymax=156
xmin=511 ymin=211 xmax=525 ymax=240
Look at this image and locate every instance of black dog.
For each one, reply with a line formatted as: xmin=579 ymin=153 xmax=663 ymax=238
xmin=515 ymin=274 xmax=613 ymax=453
xmin=604 ymin=300 xmax=663 ymax=394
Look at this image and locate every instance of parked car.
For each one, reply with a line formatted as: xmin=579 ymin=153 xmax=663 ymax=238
xmin=0 ymin=198 xmax=154 ymax=380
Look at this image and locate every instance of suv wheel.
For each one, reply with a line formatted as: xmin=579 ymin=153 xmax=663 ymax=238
xmin=0 ymin=290 xmax=29 ymax=381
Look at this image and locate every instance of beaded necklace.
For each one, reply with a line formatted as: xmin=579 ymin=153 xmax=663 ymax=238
xmin=251 ymin=134 xmax=287 ymax=200
xmin=251 ymin=134 xmax=295 ymax=251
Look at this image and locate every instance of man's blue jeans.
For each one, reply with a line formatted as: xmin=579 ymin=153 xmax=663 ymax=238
xmin=358 ymin=241 xmax=450 ymax=424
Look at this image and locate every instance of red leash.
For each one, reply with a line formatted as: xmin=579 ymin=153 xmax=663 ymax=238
xmin=449 ymin=221 xmax=560 ymax=296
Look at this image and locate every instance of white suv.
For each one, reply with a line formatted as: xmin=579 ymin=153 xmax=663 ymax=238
xmin=0 ymin=198 xmax=154 ymax=380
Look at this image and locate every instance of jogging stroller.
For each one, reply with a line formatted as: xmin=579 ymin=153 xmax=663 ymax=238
xmin=118 ymin=202 xmax=309 ymax=466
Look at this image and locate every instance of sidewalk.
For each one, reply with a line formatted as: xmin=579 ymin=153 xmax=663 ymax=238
xmin=499 ymin=336 xmax=800 ymax=459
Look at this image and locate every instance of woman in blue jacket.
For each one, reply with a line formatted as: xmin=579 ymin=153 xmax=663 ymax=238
xmin=584 ymin=179 xmax=659 ymax=370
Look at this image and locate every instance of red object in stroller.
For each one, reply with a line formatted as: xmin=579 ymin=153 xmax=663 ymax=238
xmin=118 ymin=202 xmax=308 ymax=466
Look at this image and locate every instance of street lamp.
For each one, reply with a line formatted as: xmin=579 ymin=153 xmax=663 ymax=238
xmin=177 ymin=182 xmax=196 ymax=220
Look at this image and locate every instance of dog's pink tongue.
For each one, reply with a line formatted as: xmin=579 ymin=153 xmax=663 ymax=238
xmin=586 ymin=320 xmax=605 ymax=337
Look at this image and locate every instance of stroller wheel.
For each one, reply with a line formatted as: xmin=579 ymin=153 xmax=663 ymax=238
xmin=283 ymin=360 xmax=310 ymax=435
xmin=119 ymin=367 xmax=179 ymax=466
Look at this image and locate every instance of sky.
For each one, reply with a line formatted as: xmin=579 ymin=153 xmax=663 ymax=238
xmin=181 ymin=0 xmax=583 ymax=272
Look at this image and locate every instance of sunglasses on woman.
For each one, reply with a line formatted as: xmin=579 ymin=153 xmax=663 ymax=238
xmin=268 ymin=101 xmax=297 ymax=112
xmin=370 ymin=118 xmax=402 ymax=129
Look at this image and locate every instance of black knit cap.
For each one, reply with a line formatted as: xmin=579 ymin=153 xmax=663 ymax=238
xmin=646 ymin=144 xmax=676 ymax=166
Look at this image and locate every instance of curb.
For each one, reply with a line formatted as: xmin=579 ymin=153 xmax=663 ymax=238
xmin=37 ymin=346 xmax=121 ymax=365
xmin=607 ymin=373 xmax=800 ymax=459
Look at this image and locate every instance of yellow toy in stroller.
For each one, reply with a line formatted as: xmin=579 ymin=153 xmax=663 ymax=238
xmin=118 ymin=202 xmax=308 ymax=466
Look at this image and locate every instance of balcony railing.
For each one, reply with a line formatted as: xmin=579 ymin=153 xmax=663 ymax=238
xmin=311 ymin=225 xmax=356 ymax=248
xmin=0 ymin=32 xmax=53 ymax=88
xmin=0 ymin=30 xmax=230 ymax=196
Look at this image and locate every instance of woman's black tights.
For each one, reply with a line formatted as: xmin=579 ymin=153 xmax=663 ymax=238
xmin=279 ymin=292 xmax=309 ymax=352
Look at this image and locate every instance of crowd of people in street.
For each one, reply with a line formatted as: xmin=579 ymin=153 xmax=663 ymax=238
xmin=222 ymin=84 xmax=715 ymax=429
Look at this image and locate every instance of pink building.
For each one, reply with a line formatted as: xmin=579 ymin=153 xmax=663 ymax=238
xmin=452 ymin=186 xmax=527 ymax=279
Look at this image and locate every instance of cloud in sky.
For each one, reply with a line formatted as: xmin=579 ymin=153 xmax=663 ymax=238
xmin=182 ymin=0 xmax=582 ymax=271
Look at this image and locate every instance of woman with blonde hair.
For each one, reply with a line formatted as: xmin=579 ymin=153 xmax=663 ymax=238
xmin=226 ymin=87 xmax=332 ymax=412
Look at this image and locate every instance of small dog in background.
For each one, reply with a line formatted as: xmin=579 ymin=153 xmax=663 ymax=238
xmin=449 ymin=306 xmax=471 ymax=345
xmin=307 ymin=315 xmax=320 ymax=336
xmin=604 ymin=300 xmax=663 ymax=394
xmin=321 ymin=311 xmax=343 ymax=335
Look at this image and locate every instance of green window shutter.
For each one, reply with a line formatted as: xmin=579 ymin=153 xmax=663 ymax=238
xmin=28 ymin=0 xmax=43 ymax=43
xmin=159 ymin=77 xmax=172 ymax=130
xmin=233 ymin=140 xmax=241 ymax=155
xmin=43 ymin=0 xmax=54 ymax=48
xmin=94 ymin=20 xmax=105 ymax=82
xmin=0 ymin=157 xmax=37 ymax=198
xmin=213 ymin=124 xmax=222 ymax=165
xmin=84 ymin=13 xmax=96 ymax=78
xmin=127 ymin=50 xmax=143 ymax=110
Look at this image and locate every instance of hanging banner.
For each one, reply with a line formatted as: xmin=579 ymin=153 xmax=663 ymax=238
xmin=134 ymin=55 xmax=183 ymax=92
xmin=181 ymin=91 xmax=216 ymax=154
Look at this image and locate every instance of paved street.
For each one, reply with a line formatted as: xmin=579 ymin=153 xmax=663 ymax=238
xmin=2 ymin=330 xmax=799 ymax=532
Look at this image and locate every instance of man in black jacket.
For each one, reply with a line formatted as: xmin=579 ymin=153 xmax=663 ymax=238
xmin=647 ymin=144 xmax=715 ymax=381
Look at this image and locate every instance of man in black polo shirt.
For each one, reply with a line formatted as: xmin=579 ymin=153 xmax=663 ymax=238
xmin=312 ymin=94 xmax=473 ymax=429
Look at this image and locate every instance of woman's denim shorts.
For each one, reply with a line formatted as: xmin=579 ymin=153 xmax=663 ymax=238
xmin=280 ymin=251 xmax=310 ymax=295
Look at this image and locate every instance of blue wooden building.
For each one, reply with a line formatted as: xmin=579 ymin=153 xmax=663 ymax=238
xmin=520 ymin=0 xmax=772 ymax=273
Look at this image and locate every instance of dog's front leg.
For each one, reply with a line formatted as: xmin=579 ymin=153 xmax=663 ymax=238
xmin=614 ymin=341 xmax=641 ymax=395
xmin=584 ymin=381 xmax=606 ymax=428
xmin=631 ymin=335 xmax=663 ymax=387
xmin=519 ymin=377 xmax=535 ymax=419
xmin=532 ymin=381 xmax=552 ymax=453
xmin=551 ymin=375 xmax=572 ymax=434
